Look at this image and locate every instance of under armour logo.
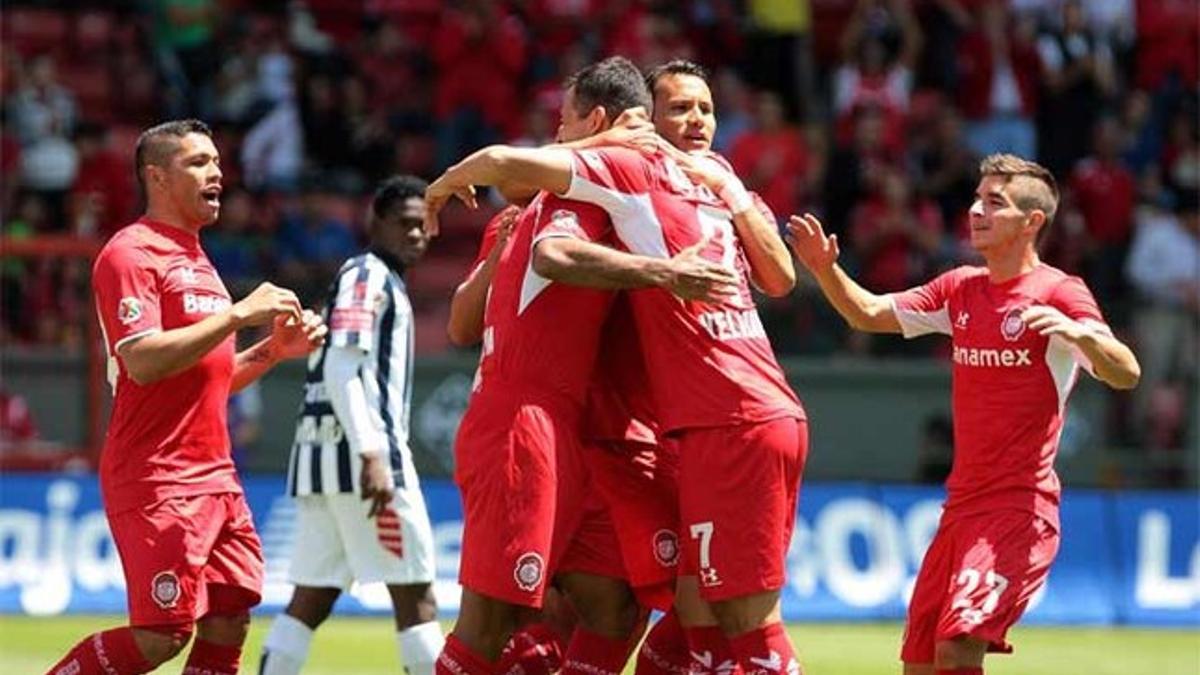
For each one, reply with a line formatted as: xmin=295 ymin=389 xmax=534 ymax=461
xmin=180 ymin=267 xmax=198 ymax=284
xmin=699 ymin=566 xmax=722 ymax=587
xmin=749 ymin=651 xmax=782 ymax=672
xmin=689 ymin=651 xmax=737 ymax=675
xmin=955 ymin=311 xmax=970 ymax=330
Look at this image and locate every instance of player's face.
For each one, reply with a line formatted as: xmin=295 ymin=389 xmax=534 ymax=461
xmin=652 ymin=74 xmax=715 ymax=153
xmin=557 ymin=87 xmax=604 ymax=143
xmin=377 ymin=196 xmax=430 ymax=267
xmin=968 ymin=176 xmax=1036 ymax=254
xmin=156 ymin=132 xmax=223 ymax=228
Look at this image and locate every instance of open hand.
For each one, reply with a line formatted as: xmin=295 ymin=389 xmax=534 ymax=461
xmin=1021 ymin=305 xmax=1090 ymax=343
xmin=424 ymin=175 xmax=478 ymax=237
xmin=786 ymin=213 xmax=840 ymax=273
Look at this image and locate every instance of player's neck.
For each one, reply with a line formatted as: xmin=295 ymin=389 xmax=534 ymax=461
xmin=983 ymin=246 xmax=1040 ymax=284
xmin=144 ymin=204 xmax=201 ymax=237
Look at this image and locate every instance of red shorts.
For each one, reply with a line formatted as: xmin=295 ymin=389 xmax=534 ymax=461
xmin=584 ymin=439 xmax=680 ymax=611
xmin=549 ymin=429 xmax=626 ymax=583
xmin=108 ymin=491 xmax=263 ymax=626
xmin=901 ymin=510 xmax=1060 ymax=664
xmin=454 ymin=392 xmax=565 ymax=607
xmin=677 ymin=417 xmax=807 ymax=601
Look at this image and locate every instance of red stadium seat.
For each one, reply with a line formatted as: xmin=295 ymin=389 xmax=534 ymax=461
xmin=58 ymin=64 xmax=113 ymax=122
xmin=74 ymin=11 xmax=116 ymax=56
xmin=4 ymin=9 xmax=71 ymax=57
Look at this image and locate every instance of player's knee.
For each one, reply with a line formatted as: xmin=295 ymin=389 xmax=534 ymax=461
xmin=133 ymin=623 xmax=194 ymax=665
xmin=286 ymin=587 xmax=342 ymax=628
xmin=933 ymin=638 xmax=986 ymax=669
xmin=560 ymin=575 xmax=639 ymax=638
xmin=198 ymin=612 xmax=251 ymax=645
xmin=709 ymin=591 xmax=780 ymax=637
xmin=388 ymin=583 xmax=438 ymax=628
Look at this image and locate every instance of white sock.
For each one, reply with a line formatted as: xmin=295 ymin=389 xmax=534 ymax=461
xmin=397 ymin=621 xmax=445 ymax=675
xmin=260 ymin=613 xmax=315 ymax=675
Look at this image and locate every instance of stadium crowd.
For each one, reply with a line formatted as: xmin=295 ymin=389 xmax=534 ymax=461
xmin=1 ymin=0 xmax=1196 ymax=457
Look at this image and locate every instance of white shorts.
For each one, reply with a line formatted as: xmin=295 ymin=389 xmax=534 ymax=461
xmin=288 ymin=488 xmax=436 ymax=589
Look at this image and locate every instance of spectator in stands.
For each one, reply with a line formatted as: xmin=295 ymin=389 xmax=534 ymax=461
xmin=432 ymin=1 xmax=528 ymax=168
xmin=1134 ymin=0 xmax=1199 ymax=92
xmin=729 ymin=89 xmax=812 ymax=219
xmin=1161 ymin=105 xmax=1200 ymax=196
xmin=1070 ymin=116 xmax=1137 ymax=306
xmin=1035 ymin=0 xmax=1118 ymax=175
xmin=833 ymin=0 xmax=921 ymax=150
xmin=241 ymin=40 xmax=303 ymax=192
xmin=847 ymin=166 xmax=945 ymax=294
xmin=710 ymin=67 xmax=754 ymax=153
xmin=275 ymin=186 xmax=359 ymax=304
xmin=955 ymin=0 xmax=1041 ymax=159
xmin=824 ymin=106 xmax=898 ymax=238
xmin=153 ymin=0 xmax=220 ymax=118
xmin=917 ymin=107 xmax=979 ymax=248
xmin=9 ymin=53 xmax=78 ymax=228
xmin=1124 ymin=190 xmax=1199 ymax=457
xmin=70 ymin=122 xmax=136 ymax=239
xmin=0 ymin=193 xmax=46 ymax=341
xmin=0 ymin=390 xmax=39 ymax=449
xmin=743 ymin=0 xmax=815 ymax=120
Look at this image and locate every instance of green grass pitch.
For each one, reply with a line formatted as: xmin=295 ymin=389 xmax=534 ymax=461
xmin=4 ymin=615 xmax=1197 ymax=674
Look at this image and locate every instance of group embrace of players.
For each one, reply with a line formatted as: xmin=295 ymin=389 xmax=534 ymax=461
xmin=48 ymin=51 xmax=1140 ymax=675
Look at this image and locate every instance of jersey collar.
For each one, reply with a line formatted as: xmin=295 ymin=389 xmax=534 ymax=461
xmin=369 ymin=247 xmax=407 ymax=277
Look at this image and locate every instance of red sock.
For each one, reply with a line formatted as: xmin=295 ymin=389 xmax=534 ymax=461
xmin=438 ymin=633 xmax=496 ymax=675
xmin=685 ymin=625 xmax=742 ymax=675
xmin=936 ymin=669 xmax=983 ymax=675
xmin=182 ymin=638 xmax=241 ymax=675
xmin=46 ymin=627 xmax=154 ymax=675
xmin=497 ymin=622 xmax=565 ymax=675
xmin=728 ymin=622 xmax=801 ymax=675
xmin=561 ymin=627 xmax=630 ymax=675
xmin=635 ymin=610 xmax=690 ymax=675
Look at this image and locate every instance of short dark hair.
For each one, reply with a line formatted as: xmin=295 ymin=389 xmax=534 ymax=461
xmin=979 ymin=153 xmax=1060 ymax=224
xmin=134 ymin=119 xmax=212 ymax=188
xmin=372 ymin=174 xmax=428 ymax=221
xmin=645 ymin=59 xmax=710 ymax=97
xmin=564 ymin=56 xmax=652 ymax=123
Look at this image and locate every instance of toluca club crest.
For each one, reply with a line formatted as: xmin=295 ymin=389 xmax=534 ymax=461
xmin=513 ymin=552 xmax=544 ymax=592
xmin=653 ymin=529 xmax=679 ymax=567
xmin=150 ymin=571 xmax=180 ymax=609
xmin=1001 ymin=307 xmax=1027 ymax=342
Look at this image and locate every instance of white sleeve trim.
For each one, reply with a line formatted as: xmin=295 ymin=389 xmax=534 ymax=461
xmin=324 ymin=345 xmax=388 ymax=456
xmin=888 ymin=295 xmax=951 ymax=338
xmin=113 ymin=328 xmax=161 ymax=355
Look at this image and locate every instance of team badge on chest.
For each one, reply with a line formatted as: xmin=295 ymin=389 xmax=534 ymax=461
xmin=1000 ymin=307 xmax=1027 ymax=342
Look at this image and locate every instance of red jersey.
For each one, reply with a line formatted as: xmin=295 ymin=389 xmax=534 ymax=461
xmin=92 ymin=219 xmax=239 ymax=515
xmin=582 ymin=294 xmax=658 ymax=444
xmin=473 ymin=193 xmax=614 ymax=411
xmin=561 ymin=146 xmax=803 ymax=432
xmin=891 ymin=264 xmax=1109 ymax=530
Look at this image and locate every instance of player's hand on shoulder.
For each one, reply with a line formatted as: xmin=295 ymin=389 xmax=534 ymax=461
xmin=269 ymin=308 xmax=327 ymax=359
xmin=232 ymin=282 xmax=303 ymax=327
xmin=786 ymin=213 xmax=840 ymax=273
xmin=1020 ymin=305 xmax=1089 ymax=342
xmin=589 ymin=107 xmax=659 ymax=155
xmin=359 ymin=452 xmax=395 ymax=518
xmin=665 ymin=233 xmax=740 ymax=302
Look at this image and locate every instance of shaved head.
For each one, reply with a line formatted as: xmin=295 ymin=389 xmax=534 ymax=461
xmin=135 ymin=119 xmax=213 ymax=189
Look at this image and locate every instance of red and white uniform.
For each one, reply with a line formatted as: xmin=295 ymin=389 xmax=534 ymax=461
xmin=561 ymin=147 xmax=807 ymax=600
xmin=890 ymin=263 xmax=1109 ymax=661
xmin=92 ymin=218 xmax=262 ymax=625
xmin=454 ymin=194 xmax=614 ymax=607
xmin=580 ymin=296 xmax=680 ymax=610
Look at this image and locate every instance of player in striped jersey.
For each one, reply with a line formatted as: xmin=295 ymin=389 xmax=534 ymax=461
xmin=259 ymin=176 xmax=444 ymax=675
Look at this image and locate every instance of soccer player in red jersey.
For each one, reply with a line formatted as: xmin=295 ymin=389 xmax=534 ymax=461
xmin=434 ymin=58 xmax=738 ymax=675
xmin=47 ymin=120 xmax=326 ymax=675
xmin=426 ymin=66 xmax=808 ymax=675
xmin=787 ymin=154 xmax=1140 ymax=675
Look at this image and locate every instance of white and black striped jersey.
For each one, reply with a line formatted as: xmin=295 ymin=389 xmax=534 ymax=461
xmin=286 ymin=251 xmax=417 ymax=496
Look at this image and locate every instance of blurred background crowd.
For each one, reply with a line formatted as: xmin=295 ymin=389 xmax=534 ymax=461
xmin=0 ymin=0 xmax=1197 ymax=468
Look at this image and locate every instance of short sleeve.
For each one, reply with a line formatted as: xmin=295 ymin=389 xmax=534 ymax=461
xmin=93 ymin=244 xmax=162 ymax=354
xmin=1051 ymin=275 xmax=1111 ymax=335
xmin=888 ymin=267 xmax=969 ymax=338
xmin=328 ymin=259 xmax=387 ymax=352
xmin=561 ymin=147 xmax=655 ymax=217
xmin=531 ymin=193 xmax=612 ymax=247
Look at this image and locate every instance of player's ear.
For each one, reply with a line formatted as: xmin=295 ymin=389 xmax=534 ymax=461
xmin=586 ymin=105 xmax=608 ymax=134
xmin=1025 ymin=209 xmax=1046 ymax=237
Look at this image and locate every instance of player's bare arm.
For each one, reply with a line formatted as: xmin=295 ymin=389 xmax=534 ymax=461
xmin=425 ymin=146 xmax=575 ymax=235
xmin=119 ymin=281 xmax=304 ymax=385
xmin=667 ymin=146 xmax=796 ymax=296
xmin=1020 ymin=305 xmax=1141 ymax=389
xmin=786 ymin=213 xmax=902 ymax=333
xmin=448 ymin=205 xmax=520 ymax=346
xmin=532 ymin=234 xmax=738 ymax=302
xmin=231 ymin=309 xmax=328 ymax=393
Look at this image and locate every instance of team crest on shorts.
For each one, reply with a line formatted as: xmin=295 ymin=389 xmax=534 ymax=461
xmin=1000 ymin=307 xmax=1027 ymax=342
xmin=117 ymin=297 xmax=143 ymax=326
xmin=513 ymin=552 xmax=545 ymax=592
xmin=652 ymin=529 xmax=679 ymax=567
xmin=150 ymin=571 xmax=180 ymax=609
